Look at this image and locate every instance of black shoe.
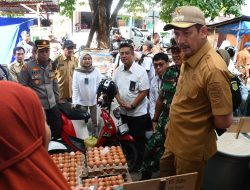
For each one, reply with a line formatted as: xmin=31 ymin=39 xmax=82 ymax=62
xmin=140 ymin=170 xmax=152 ymax=180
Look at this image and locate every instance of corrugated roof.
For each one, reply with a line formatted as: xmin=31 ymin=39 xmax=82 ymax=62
xmin=207 ymin=16 xmax=250 ymax=28
xmin=0 ymin=0 xmax=59 ymax=14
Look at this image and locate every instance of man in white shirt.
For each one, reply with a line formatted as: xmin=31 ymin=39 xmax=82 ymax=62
xmin=113 ymin=43 xmax=150 ymax=171
xmin=149 ymin=53 xmax=170 ymax=119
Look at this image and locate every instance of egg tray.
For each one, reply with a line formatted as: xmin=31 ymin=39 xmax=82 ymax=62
xmin=82 ymin=174 xmax=126 ymax=189
xmin=51 ymin=152 xmax=84 ymax=188
xmin=80 ymin=154 xmax=90 ymax=178
xmin=86 ymin=160 xmax=128 ymax=177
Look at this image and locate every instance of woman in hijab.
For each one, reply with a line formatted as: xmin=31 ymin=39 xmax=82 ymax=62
xmin=0 ymin=81 xmax=73 ymax=190
xmin=72 ymin=53 xmax=102 ymax=137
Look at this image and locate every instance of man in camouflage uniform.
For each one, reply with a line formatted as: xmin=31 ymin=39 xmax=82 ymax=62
xmin=19 ymin=40 xmax=62 ymax=140
xmin=141 ymin=42 xmax=182 ymax=180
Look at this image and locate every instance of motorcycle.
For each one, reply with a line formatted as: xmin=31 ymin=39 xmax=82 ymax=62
xmin=49 ymin=79 xmax=138 ymax=172
xmin=48 ymin=102 xmax=90 ymax=153
xmin=95 ymin=95 xmax=138 ymax=172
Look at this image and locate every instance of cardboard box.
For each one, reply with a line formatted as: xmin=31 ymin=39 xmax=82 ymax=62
xmin=123 ymin=172 xmax=197 ymax=190
xmin=227 ymin=117 xmax=250 ymax=133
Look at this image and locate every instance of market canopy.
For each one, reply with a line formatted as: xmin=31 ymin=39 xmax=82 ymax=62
xmin=0 ymin=0 xmax=59 ymax=14
xmin=207 ymin=16 xmax=250 ymax=41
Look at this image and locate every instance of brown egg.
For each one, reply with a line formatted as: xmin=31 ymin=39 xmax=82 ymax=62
xmin=88 ymin=160 xmax=94 ymax=168
xmin=111 ymin=180 xmax=117 ymax=186
xmin=90 ymin=177 xmax=96 ymax=184
xmin=106 ymin=155 xmax=112 ymax=160
xmin=84 ymin=182 xmax=90 ymax=188
xmin=98 ymin=181 xmax=105 ymax=187
xmin=69 ymin=166 xmax=75 ymax=172
xmin=113 ymin=154 xmax=119 ymax=160
xmin=101 ymin=159 xmax=107 ymax=166
xmin=118 ymin=179 xmax=124 ymax=185
xmin=98 ymin=186 xmax=104 ymax=190
xmin=117 ymin=174 xmax=123 ymax=180
xmin=119 ymin=155 xmax=126 ymax=160
xmin=95 ymin=160 xmax=101 ymax=167
xmin=62 ymin=172 xmax=68 ymax=179
xmin=105 ymin=180 xmax=111 ymax=187
xmin=69 ymin=172 xmax=75 ymax=178
xmin=87 ymin=150 xmax=93 ymax=155
xmin=117 ymin=146 xmax=122 ymax=151
xmin=107 ymin=158 xmax=113 ymax=166
xmin=62 ymin=167 xmax=68 ymax=173
xmin=98 ymin=146 xmax=104 ymax=150
xmin=94 ymin=156 xmax=100 ymax=161
xmin=85 ymin=178 xmax=91 ymax=183
xmin=114 ymin=158 xmax=120 ymax=165
xmin=69 ymin=180 xmax=75 ymax=186
xmin=121 ymin=158 xmax=126 ymax=165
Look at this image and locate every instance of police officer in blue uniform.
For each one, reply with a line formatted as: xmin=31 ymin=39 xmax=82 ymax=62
xmin=19 ymin=40 xmax=62 ymax=140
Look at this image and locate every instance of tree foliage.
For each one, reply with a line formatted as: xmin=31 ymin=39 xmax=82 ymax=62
xmin=124 ymin=0 xmax=246 ymax=22
xmin=59 ymin=0 xmax=246 ymax=47
xmin=59 ymin=0 xmax=79 ymax=18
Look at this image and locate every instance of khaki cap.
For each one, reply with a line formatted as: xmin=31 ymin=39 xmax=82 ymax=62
xmin=164 ymin=6 xmax=206 ymax=31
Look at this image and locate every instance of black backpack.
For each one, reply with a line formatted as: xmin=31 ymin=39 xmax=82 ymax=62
xmin=138 ymin=52 xmax=152 ymax=65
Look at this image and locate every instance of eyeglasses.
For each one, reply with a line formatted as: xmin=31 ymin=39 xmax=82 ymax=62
xmin=154 ymin=63 xmax=165 ymax=68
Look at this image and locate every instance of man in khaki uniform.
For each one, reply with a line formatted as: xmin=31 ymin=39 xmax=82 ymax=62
xmin=236 ymin=42 xmax=250 ymax=84
xmin=9 ymin=46 xmax=25 ymax=82
xmin=152 ymin=33 xmax=162 ymax=55
xmin=54 ymin=40 xmax=78 ymax=102
xmin=161 ymin=6 xmax=233 ymax=190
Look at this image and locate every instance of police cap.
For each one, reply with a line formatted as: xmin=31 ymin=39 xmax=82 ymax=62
xmin=35 ymin=40 xmax=50 ymax=49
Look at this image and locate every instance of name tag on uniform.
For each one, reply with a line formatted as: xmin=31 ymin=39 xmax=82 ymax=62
xmin=85 ymin=78 xmax=89 ymax=85
xmin=129 ymin=81 xmax=136 ymax=91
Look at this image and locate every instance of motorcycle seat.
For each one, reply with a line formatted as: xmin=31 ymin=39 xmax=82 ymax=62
xmin=58 ymin=102 xmax=90 ymax=121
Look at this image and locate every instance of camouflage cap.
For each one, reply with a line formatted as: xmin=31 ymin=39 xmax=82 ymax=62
xmin=164 ymin=6 xmax=206 ymax=31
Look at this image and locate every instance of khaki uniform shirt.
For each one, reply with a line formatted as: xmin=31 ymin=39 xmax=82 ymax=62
xmin=152 ymin=43 xmax=162 ymax=55
xmin=55 ymin=54 xmax=78 ymax=100
xmin=236 ymin=48 xmax=250 ymax=79
xmin=9 ymin=61 xmax=24 ymax=82
xmin=165 ymin=42 xmax=232 ymax=161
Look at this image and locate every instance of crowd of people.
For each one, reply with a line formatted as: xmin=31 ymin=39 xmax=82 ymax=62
xmin=0 ymin=5 xmax=250 ymax=190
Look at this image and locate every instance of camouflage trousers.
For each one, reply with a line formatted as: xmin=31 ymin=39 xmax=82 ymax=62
xmin=141 ymin=112 xmax=168 ymax=172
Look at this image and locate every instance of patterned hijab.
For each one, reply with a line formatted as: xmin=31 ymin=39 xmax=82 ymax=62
xmin=0 ymin=81 xmax=70 ymax=190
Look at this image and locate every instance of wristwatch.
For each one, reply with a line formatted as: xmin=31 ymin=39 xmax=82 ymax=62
xmin=131 ymin=104 xmax=136 ymax=110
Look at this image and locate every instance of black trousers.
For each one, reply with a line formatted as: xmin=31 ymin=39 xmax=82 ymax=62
xmin=45 ymin=105 xmax=62 ymax=140
xmin=120 ymin=114 xmax=147 ymax=168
